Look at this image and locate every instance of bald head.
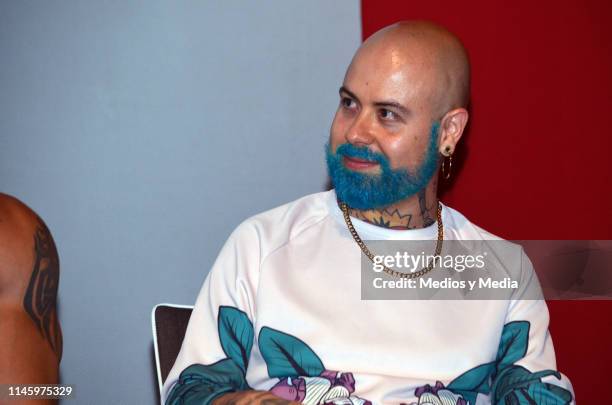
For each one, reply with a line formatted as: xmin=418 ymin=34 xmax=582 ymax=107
xmin=329 ymin=21 xmax=471 ymax=211
xmin=349 ymin=21 xmax=470 ymax=114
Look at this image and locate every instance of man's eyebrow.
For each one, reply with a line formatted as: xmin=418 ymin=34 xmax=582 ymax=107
xmin=373 ymin=101 xmax=411 ymax=116
xmin=339 ymin=86 xmax=359 ymax=101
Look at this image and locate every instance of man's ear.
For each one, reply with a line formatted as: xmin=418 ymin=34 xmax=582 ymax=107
xmin=438 ymin=108 xmax=469 ymax=155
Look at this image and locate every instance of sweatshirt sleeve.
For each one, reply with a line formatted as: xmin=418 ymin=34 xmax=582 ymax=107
xmin=490 ymin=248 xmax=575 ymax=404
xmin=162 ymin=221 xmax=261 ymax=404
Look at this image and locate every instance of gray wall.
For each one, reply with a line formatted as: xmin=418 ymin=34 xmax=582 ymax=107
xmin=0 ymin=1 xmax=360 ymax=403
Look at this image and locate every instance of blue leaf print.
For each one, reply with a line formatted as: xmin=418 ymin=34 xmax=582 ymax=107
xmin=442 ymin=321 xmax=573 ymax=404
xmin=522 ymin=382 xmax=573 ymax=404
xmin=492 ymin=365 xmax=571 ymax=405
xmin=258 ymin=326 xmax=325 ymax=378
xmin=218 ymin=306 xmax=254 ymax=375
xmin=166 ymin=358 xmax=250 ymax=405
xmin=447 ymin=362 xmax=496 ymax=402
xmin=496 ymin=321 xmax=529 ymax=373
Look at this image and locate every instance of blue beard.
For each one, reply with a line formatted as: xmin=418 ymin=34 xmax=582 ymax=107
xmin=325 ymin=122 xmax=441 ymax=210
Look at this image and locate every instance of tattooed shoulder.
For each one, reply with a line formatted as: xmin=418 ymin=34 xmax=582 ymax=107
xmin=0 ymin=194 xmax=63 ymax=359
xmin=24 ymin=218 xmax=63 ymax=359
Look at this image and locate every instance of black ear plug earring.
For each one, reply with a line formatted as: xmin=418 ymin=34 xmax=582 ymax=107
xmin=441 ymin=146 xmax=453 ymax=180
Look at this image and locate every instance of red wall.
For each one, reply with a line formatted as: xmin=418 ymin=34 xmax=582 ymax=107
xmin=361 ymin=0 xmax=612 ymax=402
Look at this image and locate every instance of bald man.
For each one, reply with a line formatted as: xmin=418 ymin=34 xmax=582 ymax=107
xmin=163 ymin=22 xmax=574 ymax=405
xmin=0 ymin=194 xmax=62 ymax=404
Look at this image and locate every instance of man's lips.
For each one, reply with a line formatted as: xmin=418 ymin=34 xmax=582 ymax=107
xmin=342 ymin=155 xmax=380 ymax=170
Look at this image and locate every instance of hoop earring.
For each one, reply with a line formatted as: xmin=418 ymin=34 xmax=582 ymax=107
xmin=441 ymin=153 xmax=453 ymax=180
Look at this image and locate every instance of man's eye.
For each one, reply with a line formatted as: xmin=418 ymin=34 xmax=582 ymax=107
xmin=379 ymin=109 xmax=396 ymax=120
xmin=341 ymin=97 xmax=356 ymax=109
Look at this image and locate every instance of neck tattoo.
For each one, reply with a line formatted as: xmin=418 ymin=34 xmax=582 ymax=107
xmin=346 ymin=181 xmax=439 ymax=230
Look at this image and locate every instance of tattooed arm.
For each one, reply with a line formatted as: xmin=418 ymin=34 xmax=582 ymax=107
xmin=0 ymin=194 xmax=62 ymax=401
xmin=212 ymin=391 xmax=300 ymax=405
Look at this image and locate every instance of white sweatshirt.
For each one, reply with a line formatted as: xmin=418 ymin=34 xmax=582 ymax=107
xmin=162 ymin=190 xmax=574 ymax=405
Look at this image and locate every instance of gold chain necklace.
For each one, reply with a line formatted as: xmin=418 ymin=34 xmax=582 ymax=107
xmin=340 ymin=202 xmax=444 ymax=279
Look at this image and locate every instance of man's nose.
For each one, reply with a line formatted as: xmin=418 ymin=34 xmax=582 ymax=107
xmin=345 ymin=111 xmax=375 ymax=146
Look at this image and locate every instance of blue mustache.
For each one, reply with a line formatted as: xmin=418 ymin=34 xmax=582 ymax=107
xmin=335 ymin=143 xmax=388 ymax=165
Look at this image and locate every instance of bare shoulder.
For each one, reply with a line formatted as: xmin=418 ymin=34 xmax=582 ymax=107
xmin=0 ymin=193 xmax=59 ymax=291
xmin=0 ymin=193 xmax=63 ymax=373
xmin=0 ymin=192 xmax=41 ymax=236
xmin=0 ymin=192 xmax=41 ymax=238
